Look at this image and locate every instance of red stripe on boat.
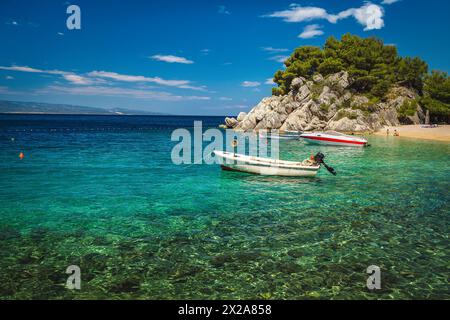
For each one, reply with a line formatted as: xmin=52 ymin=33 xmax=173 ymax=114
xmin=303 ymin=136 xmax=366 ymax=145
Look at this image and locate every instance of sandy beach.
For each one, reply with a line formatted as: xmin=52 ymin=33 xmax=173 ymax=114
xmin=374 ymin=125 xmax=450 ymax=142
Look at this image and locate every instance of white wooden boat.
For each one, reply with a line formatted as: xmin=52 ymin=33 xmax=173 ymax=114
xmin=213 ymin=150 xmax=321 ymax=177
xmin=300 ymin=131 xmax=368 ymax=147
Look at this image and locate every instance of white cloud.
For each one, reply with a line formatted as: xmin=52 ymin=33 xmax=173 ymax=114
xmin=261 ymin=47 xmax=289 ymax=53
xmin=1 ymin=65 xmax=49 ymax=73
xmin=218 ymin=5 xmax=230 ymax=15
xmin=381 ymin=0 xmax=401 ymax=4
xmin=57 ymin=32 xmax=64 ymax=36
xmin=222 ymin=105 xmax=249 ymax=110
xmin=150 ymin=55 xmax=194 ymax=64
xmin=6 ymin=20 xmax=39 ymax=27
xmin=263 ymin=5 xmax=335 ymax=23
xmin=5 ymin=21 xmax=19 ymax=26
xmin=0 ymin=65 xmax=206 ymax=91
xmin=87 ymin=71 xmax=190 ymax=87
xmin=0 ymin=65 xmax=103 ymax=86
xmin=298 ymin=24 xmax=324 ymax=39
xmin=268 ymin=55 xmax=289 ymax=63
xmin=263 ymin=2 xmax=385 ymax=31
xmin=177 ymin=84 xmax=208 ymax=91
xmin=39 ymin=85 xmax=211 ymax=102
xmin=219 ymin=97 xmax=233 ymax=101
xmin=201 ymin=49 xmax=211 ymax=55
xmin=241 ymin=81 xmax=261 ymax=87
xmin=265 ymin=78 xmax=275 ymax=85
xmin=89 ymin=71 xmax=208 ymax=91
xmin=338 ymin=3 xmax=384 ymax=30
xmin=202 ymin=104 xmax=248 ymax=111
xmin=62 ymin=74 xmax=92 ymax=85
xmin=5 ymin=76 xmax=14 ymax=80
xmin=0 ymin=65 xmax=68 ymax=75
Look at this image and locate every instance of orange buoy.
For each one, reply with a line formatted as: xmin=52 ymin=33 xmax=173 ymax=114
xmin=19 ymin=152 xmax=24 ymax=160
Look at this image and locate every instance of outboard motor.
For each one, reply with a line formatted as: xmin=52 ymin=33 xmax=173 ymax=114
xmin=314 ymin=152 xmax=337 ymax=176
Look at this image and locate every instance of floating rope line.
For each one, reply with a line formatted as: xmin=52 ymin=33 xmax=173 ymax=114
xmin=0 ymin=126 xmax=198 ymax=133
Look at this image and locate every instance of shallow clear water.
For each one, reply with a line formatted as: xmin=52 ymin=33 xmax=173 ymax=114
xmin=0 ymin=115 xmax=448 ymax=299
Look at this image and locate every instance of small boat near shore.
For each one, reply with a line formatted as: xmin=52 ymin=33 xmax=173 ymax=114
xmin=300 ymin=131 xmax=368 ymax=147
xmin=213 ymin=150 xmax=336 ymax=177
xmin=259 ymin=130 xmax=303 ymax=140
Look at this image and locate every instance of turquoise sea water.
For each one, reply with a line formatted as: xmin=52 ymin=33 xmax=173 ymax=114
xmin=0 ymin=115 xmax=448 ymax=299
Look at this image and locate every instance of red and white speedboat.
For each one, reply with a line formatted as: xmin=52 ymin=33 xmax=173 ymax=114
xmin=300 ymin=131 xmax=368 ymax=147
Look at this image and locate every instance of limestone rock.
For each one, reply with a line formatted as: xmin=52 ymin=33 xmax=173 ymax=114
xmin=313 ymin=74 xmax=324 ymax=83
xmin=317 ymin=86 xmax=338 ymax=106
xmin=290 ymin=77 xmax=306 ymax=91
xmin=295 ymin=84 xmax=311 ymax=103
xmin=225 ymin=117 xmax=238 ymax=128
xmin=237 ymin=112 xmax=247 ymax=122
xmin=326 ymin=117 xmax=371 ymax=132
xmin=351 ymin=95 xmax=369 ymax=108
xmin=325 ymin=71 xmax=350 ymax=90
xmin=254 ymin=111 xmax=286 ymax=130
xmin=225 ymin=71 xmax=425 ymax=132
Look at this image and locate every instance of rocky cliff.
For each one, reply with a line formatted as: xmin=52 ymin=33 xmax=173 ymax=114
xmin=224 ymin=71 xmax=425 ymax=132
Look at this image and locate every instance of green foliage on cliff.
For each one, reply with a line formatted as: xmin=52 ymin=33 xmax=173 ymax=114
xmin=271 ymin=34 xmax=450 ymax=122
xmin=336 ymin=110 xmax=358 ymax=121
xmin=398 ymin=100 xmax=418 ymax=118
xmin=272 ymin=34 xmax=428 ymax=97
xmin=420 ymin=71 xmax=450 ymax=121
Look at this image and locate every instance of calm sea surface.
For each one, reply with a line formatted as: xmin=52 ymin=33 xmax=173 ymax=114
xmin=0 ymin=114 xmax=448 ymax=299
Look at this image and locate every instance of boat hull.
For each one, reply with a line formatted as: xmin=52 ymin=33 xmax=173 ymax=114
xmin=220 ymin=163 xmax=318 ymax=177
xmin=300 ymin=133 xmax=367 ymax=147
xmin=302 ymin=137 xmax=366 ymax=146
xmin=214 ymin=151 xmax=320 ymax=177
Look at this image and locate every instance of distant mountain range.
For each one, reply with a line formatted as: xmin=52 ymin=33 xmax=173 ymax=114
xmin=0 ymin=100 xmax=168 ymax=115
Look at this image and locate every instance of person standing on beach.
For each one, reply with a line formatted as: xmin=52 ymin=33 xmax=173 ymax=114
xmin=394 ymin=129 xmax=400 ymax=137
xmin=387 ymin=128 xmax=390 ymax=135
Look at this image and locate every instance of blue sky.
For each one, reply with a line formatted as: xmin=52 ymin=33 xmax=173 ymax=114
xmin=0 ymin=0 xmax=449 ymax=115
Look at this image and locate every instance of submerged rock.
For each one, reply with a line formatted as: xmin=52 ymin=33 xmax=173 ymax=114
xmin=173 ymin=265 xmax=203 ymax=279
xmin=278 ymin=262 xmax=301 ymax=274
xmin=82 ymin=252 xmax=109 ymax=271
xmin=210 ymin=254 xmax=234 ymax=267
xmin=110 ymin=275 xmax=142 ymax=293
xmin=287 ymin=248 xmax=304 ymax=258
xmin=0 ymin=226 xmax=21 ymax=240
xmin=234 ymin=251 xmax=260 ymax=263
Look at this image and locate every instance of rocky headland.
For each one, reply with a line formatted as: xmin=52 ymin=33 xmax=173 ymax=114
xmin=224 ymin=71 xmax=425 ymax=133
